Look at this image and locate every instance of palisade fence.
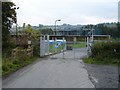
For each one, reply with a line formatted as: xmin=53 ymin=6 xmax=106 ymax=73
xmin=40 ymin=35 xmax=111 ymax=58
xmin=40 ymin=35 xmax=66 ymax=57
xmin=40 ymin=36 xmax=87 ymax=58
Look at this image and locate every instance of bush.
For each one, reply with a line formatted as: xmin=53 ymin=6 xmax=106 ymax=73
xmin=2 ymin=64 xmax=9 ymax=72
xmin=33 ymin=43 xmax=40 ymax=57
xmin=89 ymin=41 xmax=120 ymax=64
xmin=91 ymin=42 xmax=120 ymax=58
xmin=2 ymin=37 xmax=16 ymax=58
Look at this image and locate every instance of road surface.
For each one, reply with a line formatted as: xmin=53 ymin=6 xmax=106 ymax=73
xmin=3 ymin=48 xmax=94 ymax=88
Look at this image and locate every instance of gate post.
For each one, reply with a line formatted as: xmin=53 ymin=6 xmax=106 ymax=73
xmin=87 ymin=37 xmax=89 ymax=51
xmin=47 ymin=35 xmax=49 ymax=55
xmin=63 ymin=37 xmax=66 ymax=50
xmin=40 ymin=36 xmax=45 ymax=57
xmin=73 ymin=37 xmax=77 ymax=59
xmin=87 ymin=36 xmax=92 ymax=57
xmin=62 ymin=37 xmax=66 ymax=59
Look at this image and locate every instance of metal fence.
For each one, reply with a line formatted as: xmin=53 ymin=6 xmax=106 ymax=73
xmin=40 ymin=35 xmax=66 ymax=57
xmin=40 ymin=35 xmax=111 ymax=59
xmin=40 ymin=35 xmax=88 ymax=59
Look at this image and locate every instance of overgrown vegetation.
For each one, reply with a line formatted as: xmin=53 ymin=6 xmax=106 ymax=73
xmin=2 ymin=2 xmax=40 ymax=77
xmin=2 ymin=23 xmax=40 ymax=77
xmin=21 ymin=23 xmax=40 ymax=57
xmin=83 ymin=41 xmax=120 ymax=65
xmin=2 ymin=56 xmax=37 ymax=77
xmin=2 ymin=2 xmax=16 ymax=49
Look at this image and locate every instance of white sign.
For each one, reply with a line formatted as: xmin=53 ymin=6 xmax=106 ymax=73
xmin=28 ymin=41 xmax=31 ymax=44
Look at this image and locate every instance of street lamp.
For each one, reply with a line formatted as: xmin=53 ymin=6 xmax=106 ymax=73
xmin=14 ymin=6 xmax=19 ymax=46
xmin=55 ymin=19 xmax=61 ymax=36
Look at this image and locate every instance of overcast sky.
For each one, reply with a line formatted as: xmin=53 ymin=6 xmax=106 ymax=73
xmin=12 ymin=0 xmax=119 ymax=26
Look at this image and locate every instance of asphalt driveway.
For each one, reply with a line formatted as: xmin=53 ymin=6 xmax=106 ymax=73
xmin=3 ymin=48 xmax=94 ymax=88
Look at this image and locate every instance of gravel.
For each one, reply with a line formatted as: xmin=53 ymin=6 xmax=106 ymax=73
xmin=84 ymin=64 xmax=119 ymax=88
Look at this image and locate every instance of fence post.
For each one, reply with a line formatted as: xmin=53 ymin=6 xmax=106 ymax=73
xmin=87 ymin=36 xmax=92 ymax=57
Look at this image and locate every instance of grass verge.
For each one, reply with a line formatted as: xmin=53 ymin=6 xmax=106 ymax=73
xmin=68 ymin=42 xmax=86 ymax=48
xmin=83 ymin=41 xmax=120 ymax=66
xmin=2 ymin=56 xmax=38 ymax=77
xmin=83 ymin=57 xmax=119 ymax=66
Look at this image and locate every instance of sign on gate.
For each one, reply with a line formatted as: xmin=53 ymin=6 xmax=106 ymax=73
xmin=40 ymin=35 xmax=87 ymax=59
xmin=49 ymin=36 xmax=87 ymax=59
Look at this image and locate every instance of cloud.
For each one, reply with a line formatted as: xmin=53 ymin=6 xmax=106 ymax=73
xmin=62 ymin=14 xmax=117 ymax=25
xmin=12 ymin=0 xmax=119 ymax=26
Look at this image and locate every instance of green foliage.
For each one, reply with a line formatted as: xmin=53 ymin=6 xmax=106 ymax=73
xmin=83 ymin=41 xmax=120 ymax=65
xmin=91 ymin=42 xmax=120 ymax=59
xmin=49 ymin=44 xmax=65 ymax=53
xmin=2 ymin=56 xmax=38 ymax=77
xmin=21 ymin=23 xmax=40 ymax=40
xmin=33 ymin=43 xmax=40 ymax=57
xmin=25 ymin=24 xmax=40 ymax=56
xmin=27 ymin=24 xmax=32 ymax=35
xmin=68 ymin=42 xmax=86 ymax=48
xmin=2 ymin=2 xmax=16 ymax=49
xmin=41 ymin=28 xmax=53 ymax=35
xmin=96 ymin=23 xmax=120 ymax=38
xmin=22 ymin=23 xmax=26 ymax=32
xmin=18 ymin=23 xmax=40 ymax=55
xmin=2 ymin=40 xmax=16 ymax=58
xmin=83 ymin=57 xmax=119 ymax=65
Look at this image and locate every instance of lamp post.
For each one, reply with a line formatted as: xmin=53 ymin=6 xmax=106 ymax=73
xmin=55 ymin=19 xmax=61 ymax=36
xmin=14 ymin=6 xmax=19 ymax=46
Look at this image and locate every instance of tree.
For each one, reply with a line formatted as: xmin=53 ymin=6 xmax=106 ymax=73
xmin=41 ymin=28 xmax=53 ymax=35
xmin=27 ymin=24 xmax=32 ymax=34
xmin=22 ymin=23 xmax=26 ymax=33
xmin=96 ymin=23 xmax=119 ymax=38
xmin=2 ymin=2 xmax=16 ymax=49
xmin=20 ymin=23 xmax=40 ymax=56
xmin=117 ymin=22 xmax=120 ymax=38
xmin=19 ymin=23 xmax=40 ymax=48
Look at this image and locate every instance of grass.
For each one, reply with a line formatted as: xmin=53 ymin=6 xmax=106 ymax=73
xmin=83 ymin=57 xmax=119 ymax=66
xmin=2 ymin=56 xmax=38 ymax=77
xmin=49 ymin=44 xmax=65 ymax=53
xmin=49 ymin=42 xmax=86 ymax=54
xmin=68 ymin=42 xmax=86 ymax=48
xmin=83 ymin=41 xmax=120 ymax=66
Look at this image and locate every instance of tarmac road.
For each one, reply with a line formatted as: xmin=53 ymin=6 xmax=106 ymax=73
xmin=3 ymin=48 xmax=94 ymax=88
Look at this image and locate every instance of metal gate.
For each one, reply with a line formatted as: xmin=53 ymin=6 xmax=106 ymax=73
xmin=48 ymin=36 xmax=87 ymax=59
xmin=40 ymin=35 xmax=96 ymax=59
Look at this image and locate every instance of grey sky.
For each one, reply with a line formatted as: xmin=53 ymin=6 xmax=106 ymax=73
xmin=12 ymin=0 xmax=119 ymax=26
